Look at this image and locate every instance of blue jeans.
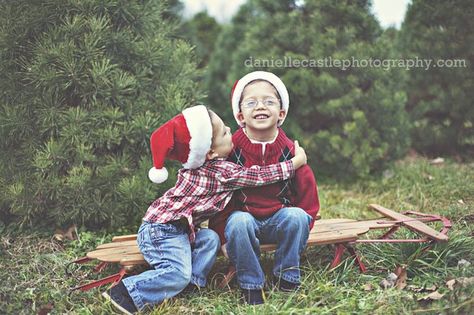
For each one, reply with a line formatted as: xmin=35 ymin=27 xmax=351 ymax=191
xmin=225 ymin=207 xmax=311 ymax=290
xmin=122 ymin=222 xmax=220 ymax=311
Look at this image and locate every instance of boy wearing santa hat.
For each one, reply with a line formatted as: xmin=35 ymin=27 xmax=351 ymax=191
xmin=102 ymin=105 xmax=308 ymax=314
xmin=209 ymin=71 xmax=320 ymax=305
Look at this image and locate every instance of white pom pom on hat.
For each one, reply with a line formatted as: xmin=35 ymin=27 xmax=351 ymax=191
xmin=148 ymin=105 xmax=213 ymax=183
xmin=148 ymin=167 xmax=169 ymax=184
xmin=230 ymin=71 xmax=290 ymax=127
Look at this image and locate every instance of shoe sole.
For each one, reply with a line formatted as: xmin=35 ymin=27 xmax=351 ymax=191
xmin=102 ymin=291 xmax=133 ymax=315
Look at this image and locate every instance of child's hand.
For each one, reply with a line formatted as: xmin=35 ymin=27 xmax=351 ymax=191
xmin=291 ymin=140 xmax=307 ymax=169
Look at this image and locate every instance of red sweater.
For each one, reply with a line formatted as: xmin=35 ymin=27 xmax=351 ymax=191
xmin=209 ymin=128 xmax=320 ymax=244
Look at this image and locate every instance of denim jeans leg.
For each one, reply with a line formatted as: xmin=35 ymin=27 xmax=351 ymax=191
xmin=260 ymin=207 xmax=311 ymax=284
xmin=122 ymin=222 xmax=192 ymax=311
xmin=190 ymin=228 xmax=220 ymax=287
xmin=225 ymin=211 xmax=265 ymax=290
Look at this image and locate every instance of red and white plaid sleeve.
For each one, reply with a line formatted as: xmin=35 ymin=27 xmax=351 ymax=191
xmin=212 ymin=160 xmax=295 ymax=191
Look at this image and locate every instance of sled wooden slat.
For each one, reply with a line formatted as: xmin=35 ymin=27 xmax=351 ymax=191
xmin=120 ymin=254 xmax=145 ymax=266
xmin=90 ymin=230 xmax=365 ymax=264
xmin=310 ymin=220 xmax=395 ymax=234
xmin=96 ymin=240 xmax=137 ymax=249
xmin=369 ymin=204 xmax=448 ymax=241
xmin=112 ymin=235 xmax=138 ymax=242
xmin=87 ymin=247 xmax=140 ymax=260
xmin=313 ymin=218 xmax=355 ymax=225
xmin=261 ymin=233 xmax=359 ymax=252
xmin=107 ymin=219 xmax=394 ymax=245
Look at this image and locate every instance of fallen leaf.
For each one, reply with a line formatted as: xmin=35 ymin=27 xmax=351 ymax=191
xmin=52 ymin=233 xmax=64 ymax=242
xmin=457 ymin=259 xmax=471 ymax=268
xmin=417 ymin=290 xmax=445 ymax=301
xmin=425 ymin=284 xmax=437 ymax=291
xmin=53 ymin=224 xmax=78 ymax=242
xmin=380 ymin=279 xmax=393 ymax=289
xmin=446 ymin=279 xmax=456 ymax=291
xmin=458 ymin=277 xmax=474 ymax=287
xmin=430 ymin=157 xmax=444 ymax=165
xmin=380 ymin=272 xmax=398 ymax=289
xmin=395 ymin=267 xmax=407 ymax=290
xmin=64 ymin=224 xmax=78 ymax=240
xmin=457 ymin=199 xmax=465 ymax=205
xmin=394 ymin=265 xmax=404 ymax=276
xmin=422 ymin=173 xmax=434 ymax=180
xmin=407 ymin=285 xmax=423 ymax=292
xmin=363 ymin=283 xmax=373 ymax=291
xmin=387 ymin=272 xmax=398 ymax=283
xmin=37 ymin=303 xmax=54 ymax=315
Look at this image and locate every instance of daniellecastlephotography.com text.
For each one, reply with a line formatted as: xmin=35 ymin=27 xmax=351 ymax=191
xmin=244 ymin=56 xmax=468 ymax=71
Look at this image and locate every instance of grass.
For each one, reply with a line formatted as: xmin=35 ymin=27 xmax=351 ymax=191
xmin=1 ymin=156 xmax=473 ymax=314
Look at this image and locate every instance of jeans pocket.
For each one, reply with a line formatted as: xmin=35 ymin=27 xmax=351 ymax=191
xmin=149 ymin=223 xmax=183 ymax=245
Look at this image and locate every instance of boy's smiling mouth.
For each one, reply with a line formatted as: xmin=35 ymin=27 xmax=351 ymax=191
xmin=254 ymin=114 xmax=270 ymax=120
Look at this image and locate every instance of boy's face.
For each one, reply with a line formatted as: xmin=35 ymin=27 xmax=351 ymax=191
xmin=237 ymin=81 xmax=286 ymax=133
xmin=208 ymin=111 xmax=233 ymax=159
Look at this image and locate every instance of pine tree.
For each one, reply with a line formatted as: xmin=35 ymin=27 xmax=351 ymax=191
xmin=0 ymin=0 xmax=203 ymax=230
xmin=180 ymin=11 xmax=222 ymax=69
xmin=399 ymin=0 xmax=474 ymax=156
xmin=206 ymin=0 xmax=410 ymax=179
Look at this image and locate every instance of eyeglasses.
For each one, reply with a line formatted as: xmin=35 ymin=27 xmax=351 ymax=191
xmin=240 ymin=97 xmax=280 ymax=109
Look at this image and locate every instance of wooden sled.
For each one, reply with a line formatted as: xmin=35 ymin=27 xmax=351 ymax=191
xmin=68 ymin=204 xmax=451 ymax=293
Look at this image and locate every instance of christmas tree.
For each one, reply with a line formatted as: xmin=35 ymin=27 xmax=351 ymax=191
xmin=399 ymin=0 xmax=474 ymax=156
xmin=206 ymin=0 xmax=410 ymax=178
xmin=0 ymin=0 xmax=203 ymax=230
xmin=180 ymin=11 xmax=222 ymax=69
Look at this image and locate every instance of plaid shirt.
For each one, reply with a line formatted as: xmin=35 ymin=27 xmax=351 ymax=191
xmin=143 ymin=159 xmax=294 ymax=242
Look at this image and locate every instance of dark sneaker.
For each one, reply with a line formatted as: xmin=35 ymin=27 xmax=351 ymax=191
xmin=241 ymin=288 xmax=265 ymax=305
xmin=273 ymin=276 xmax=300 ymax=292
xmin=102 ymin=281 xmax=138 ymax=315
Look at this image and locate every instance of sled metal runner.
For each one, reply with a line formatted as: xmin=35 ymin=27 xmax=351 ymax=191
xmin=67 ymin=204 xmax=451 ymax=292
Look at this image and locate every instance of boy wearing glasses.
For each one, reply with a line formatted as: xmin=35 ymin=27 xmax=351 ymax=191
xmin=209 ymin=71 xmax=320 ymax=305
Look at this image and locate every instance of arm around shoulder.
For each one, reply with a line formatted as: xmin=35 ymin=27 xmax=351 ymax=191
xmin=214 ymin=160 xmax=295 ymax=190
xmin=292 ymin=164 xmax=320 ymax=229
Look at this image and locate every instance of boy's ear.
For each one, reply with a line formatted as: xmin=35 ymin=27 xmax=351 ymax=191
xmin=279 ymin=109 xmax=287 ymax=120
xmin=206 ymin=149 xmax=218 ymax=160
xmin=237 ymin=112 xmax=246 ymax=124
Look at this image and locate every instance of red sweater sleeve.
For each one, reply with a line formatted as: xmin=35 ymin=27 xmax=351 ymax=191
xmin=292 ymin=164 xmax=320 ymax=230
xmin=209 ymin=197 xmax=235 ymax=244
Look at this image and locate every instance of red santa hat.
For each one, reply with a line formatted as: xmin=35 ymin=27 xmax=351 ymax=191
xmin=231 ymin=71 xmax=290 ymax=127
xmin=148 ymin=105 xmax=213 ymax=183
